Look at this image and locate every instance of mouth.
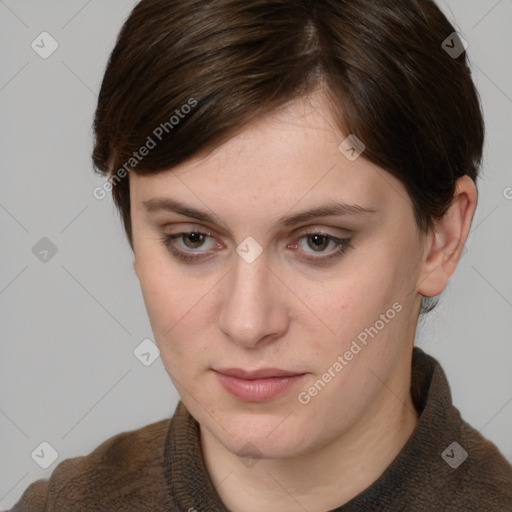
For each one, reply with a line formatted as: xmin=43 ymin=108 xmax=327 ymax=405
xmin=213 ymin=368 xmax=307 ymax=402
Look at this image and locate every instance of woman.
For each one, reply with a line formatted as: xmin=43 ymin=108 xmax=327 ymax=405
xmin=12 ymin=0 xmax=512 ymax=510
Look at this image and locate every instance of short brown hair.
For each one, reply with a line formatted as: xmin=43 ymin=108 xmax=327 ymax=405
xmin=92 ymin=0 xmax=484 ymax=249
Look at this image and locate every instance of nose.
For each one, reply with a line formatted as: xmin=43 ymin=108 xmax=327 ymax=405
xmin=217 ymin=254 xmax=289 ymax=349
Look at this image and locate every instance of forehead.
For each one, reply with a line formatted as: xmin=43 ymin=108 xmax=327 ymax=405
xmin=129 ymin=93 xmax=412 ymax=226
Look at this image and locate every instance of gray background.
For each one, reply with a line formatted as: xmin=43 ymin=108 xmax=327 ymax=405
xmin=0 ymin=0 xmax=511 ymax=509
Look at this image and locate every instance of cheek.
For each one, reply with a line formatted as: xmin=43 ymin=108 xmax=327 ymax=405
xmin=304 ymin=242 xmax=416 ymax=367
xmin=348 ymin=234 xmax=419 ymax=306
xmin=136 ymin=250 xmax=188 ymax=336
xmin=136 ymin=250 xmax=216 ymax=364
xmin=138 ymin=266 xmax=174 ymax=333
xmin=319 ymin=256 xmax=398 ymax=326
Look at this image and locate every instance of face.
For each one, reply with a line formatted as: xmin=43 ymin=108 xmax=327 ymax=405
xmin=130 ymin=91 xmax=426 ymax=460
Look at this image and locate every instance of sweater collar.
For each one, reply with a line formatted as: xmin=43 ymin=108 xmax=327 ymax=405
xmin=164 ymin=346 xmax=464 ymax=511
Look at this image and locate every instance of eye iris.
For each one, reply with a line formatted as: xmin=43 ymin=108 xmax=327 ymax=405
xmin=183 ymin=233 xmax=205 ymax=249
xmin=307 ymin=234 xmax=328 ymax=252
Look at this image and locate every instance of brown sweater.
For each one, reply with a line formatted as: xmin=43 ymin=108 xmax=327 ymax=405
xmin=10 ymin=347 xmax=512 ymax=511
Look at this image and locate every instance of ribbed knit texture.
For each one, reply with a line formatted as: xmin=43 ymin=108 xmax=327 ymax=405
xmin=11 ymin=347 xmax=512 ymax=511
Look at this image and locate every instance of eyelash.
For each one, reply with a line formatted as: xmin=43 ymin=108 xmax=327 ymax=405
xmin=159 ymin=230 xmax=353 ymax=264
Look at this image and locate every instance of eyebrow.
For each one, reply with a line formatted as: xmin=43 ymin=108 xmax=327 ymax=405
xmin=142 ymin=198 xmax=376 ymax=229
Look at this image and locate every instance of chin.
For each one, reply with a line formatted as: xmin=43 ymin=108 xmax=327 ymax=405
xmin=206 ymin=407 xmax=314 ymax=459
xmin=227 ymin=431 xmax=308 ymax=461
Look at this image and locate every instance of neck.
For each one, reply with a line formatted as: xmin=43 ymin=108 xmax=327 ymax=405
xmin=200 ymin=354 xmax=419 ymax=512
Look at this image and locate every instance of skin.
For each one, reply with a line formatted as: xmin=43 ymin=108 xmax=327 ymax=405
xmin=130 ymin=90 xmax=477 ymax=512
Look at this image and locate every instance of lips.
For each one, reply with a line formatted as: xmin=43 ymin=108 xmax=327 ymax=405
xmin=213 ymin=367 xmax=307 ymax=402
xmin=215 ymin=368 xmax=303 ymax=379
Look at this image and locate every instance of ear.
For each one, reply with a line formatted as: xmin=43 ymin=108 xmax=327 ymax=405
xmin=417 ymin=175 xmax=478 ymax=297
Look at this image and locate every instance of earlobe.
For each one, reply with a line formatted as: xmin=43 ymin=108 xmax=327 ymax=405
xmin=417 ymin=175 xmax=477 ymax=298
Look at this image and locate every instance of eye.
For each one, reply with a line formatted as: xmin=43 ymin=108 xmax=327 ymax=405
xmin=175 ymin=232 xmax=212 ymax=250
xmin=160 ymin=231 xmax=219 ymax=262
xmin=290 ymin=232 xmax=353 ymax=263
xmin=160 ymin=230 xmax=353 ymax=264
